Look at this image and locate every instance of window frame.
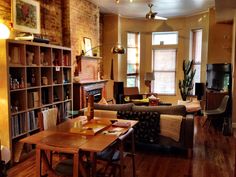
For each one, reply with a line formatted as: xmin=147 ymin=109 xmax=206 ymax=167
xmin=190 ymin=29 xmax=203 ymax=95
xmin=152 ymin=45 xmax=178 ymax=96
xmin=152 ymin=31 xmax=178 ymax=45
xmin=126 ymin=32 xmax=140 ymax=87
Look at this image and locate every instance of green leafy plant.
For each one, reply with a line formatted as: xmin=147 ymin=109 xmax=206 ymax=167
xmin=178 ymin=60 xmax=196 ymax=101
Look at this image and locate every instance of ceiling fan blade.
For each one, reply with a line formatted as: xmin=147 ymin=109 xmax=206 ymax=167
xmin=154 ymin=16 xmax=168 ymax=20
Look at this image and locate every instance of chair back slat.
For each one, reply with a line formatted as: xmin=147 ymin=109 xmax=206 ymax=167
xmin=38 ymin=108 xmax=58 ymax=131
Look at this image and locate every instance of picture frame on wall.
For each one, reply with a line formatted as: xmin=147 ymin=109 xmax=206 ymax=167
xmin=83 ymin=37 xmax=92 ymax=56
xmin=12 ymin=0 xmax=41 ymax=34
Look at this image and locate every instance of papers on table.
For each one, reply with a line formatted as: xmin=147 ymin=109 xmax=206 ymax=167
xmin=102 ymin=127 xmax=124 ymax=136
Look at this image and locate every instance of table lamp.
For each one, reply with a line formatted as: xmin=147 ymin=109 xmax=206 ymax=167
xmin=144 ymin=72 xmax=155 ymax=93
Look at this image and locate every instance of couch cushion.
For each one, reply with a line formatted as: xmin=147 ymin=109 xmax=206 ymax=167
xmin=118 ymin=110 xmax=160 ymax=143
xmin=83 ymin=108 xmax=117 ymax=119
xmin=94 ymin=103 xmax=134 ymax=111
xmin=132 ymin=105 xmax=186 ymax=116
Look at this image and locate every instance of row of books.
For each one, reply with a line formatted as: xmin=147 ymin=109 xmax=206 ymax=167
xmin=11 ymin=111 xmax=38 ymax=138
xmin=27 ymin=111 xmax=38 ymax=131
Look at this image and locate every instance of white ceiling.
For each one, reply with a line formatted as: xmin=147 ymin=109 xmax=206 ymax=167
xmin=88 ymin=0 xmax=215 ymax=19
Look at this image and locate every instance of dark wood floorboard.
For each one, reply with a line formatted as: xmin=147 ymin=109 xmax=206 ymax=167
xmin=7 ymin=116 xmax=235 ymax=177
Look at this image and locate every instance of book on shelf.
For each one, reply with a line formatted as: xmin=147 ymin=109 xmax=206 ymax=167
xmin=28 ymin=92 xmax=33 ymax=108
xmin=64 ymin=101 xmax=71 ymax=118
xmin=28 ymin=91 xmax=39 ymax=108
xmin=15 ymin=34 xmax=49 ymax=44
xmin=33 ymin=91 xmax=39 ymax=107
xmin=11 ymin=113 xmax=27 ymax=137
xmin=27 ymin=110 xmax=38 ymax=131
xmin=63 ymin=54 xmax=69 ymax=66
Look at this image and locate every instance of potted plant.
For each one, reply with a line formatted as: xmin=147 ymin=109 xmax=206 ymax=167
xmin=178 ymin=60 xmax=196 ymax=101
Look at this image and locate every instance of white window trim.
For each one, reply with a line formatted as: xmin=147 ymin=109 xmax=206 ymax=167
xmin=152 ymin=47 xmax=177 ymax=95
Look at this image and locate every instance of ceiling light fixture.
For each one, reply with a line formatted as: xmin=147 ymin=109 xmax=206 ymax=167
xmin=145 ymin=4 xmax=167 ymax=20
xmin=116 ymin=0 xmax=133 ymax=4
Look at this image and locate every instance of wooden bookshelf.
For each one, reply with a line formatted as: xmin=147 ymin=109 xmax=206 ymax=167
xmin=0 ymin=39 xmax=73 ymax=162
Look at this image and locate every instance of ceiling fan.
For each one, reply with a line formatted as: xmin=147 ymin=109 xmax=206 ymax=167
xmin=145 ymin=4 xmax=167 ymax=20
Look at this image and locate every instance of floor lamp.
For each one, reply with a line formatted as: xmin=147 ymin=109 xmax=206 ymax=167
xmin=110 ymin=44 xmax=125 ymax=80
xmin=145 ymin=72 xmax=155 ymax=93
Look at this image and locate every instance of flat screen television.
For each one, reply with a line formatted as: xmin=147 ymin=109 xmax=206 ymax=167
xmin=206 ymin=63 xmax=231 ymax=91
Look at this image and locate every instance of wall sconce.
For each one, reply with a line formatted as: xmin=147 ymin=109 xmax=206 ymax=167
xmin=0 ymin=23 xmax=10 ymax=39
xmin=144 ymin=72 xmax=155 ymax=93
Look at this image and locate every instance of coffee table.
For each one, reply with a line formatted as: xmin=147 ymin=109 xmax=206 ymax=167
xmin=177 ymin=100 xmax=201 ymax=113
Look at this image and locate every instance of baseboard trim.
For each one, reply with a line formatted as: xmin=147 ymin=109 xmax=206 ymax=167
xmin=232 ymin=123 xmax=236 ymax=128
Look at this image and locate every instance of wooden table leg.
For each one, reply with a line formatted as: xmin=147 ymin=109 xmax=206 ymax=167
xmin=120 ymin=144 xmax=124 ymax=177
xmin=131 ymin=130 xmax=136 ymax=177
xmin=73 ymin=153 xmax=80 ymax=177
xmin=36 ymin=147 xmax=42 ymax=177
xmin=90 ymin=152 xmax=97 ymax=177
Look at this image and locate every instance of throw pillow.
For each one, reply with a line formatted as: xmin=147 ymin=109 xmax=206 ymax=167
xmin=98 ymin=97 xmax=108 ymax=105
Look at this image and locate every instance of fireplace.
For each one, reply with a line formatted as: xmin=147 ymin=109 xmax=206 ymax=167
xmin=73 ymin=80 xmax=108 ymax=109
xmin=86 ymin=88 xmax=102 ymax=103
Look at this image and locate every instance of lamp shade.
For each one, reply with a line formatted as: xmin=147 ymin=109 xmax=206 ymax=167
xmin=111 ymin=44 xmax=126 ymax=54
xmin=144 ymin=72 xmax=155 ymax=81
xmin=0 ymin=23 xmax=10 ymax=39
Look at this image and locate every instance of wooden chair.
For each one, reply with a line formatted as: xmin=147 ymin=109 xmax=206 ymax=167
xmin=38 ymin=107 xmax=58 ymax=131
xmin=37 ymin=107 xmax=59 ymax=173
xmin=96 ymin=128 xmax=136 ymax=177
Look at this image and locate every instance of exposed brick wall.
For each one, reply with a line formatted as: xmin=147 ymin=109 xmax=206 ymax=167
xmin=0 ymin=0 xmax=101 ymax=79
xmin=40 ymin=0 xmax=62 ymax=45
xmin=61 ymin=0 xmax=71 ymax=47
xmin=0 ymin=0 xmax=11 ymax=23
xmin=69 ymin=0 xmax=100 ymax=79
xmin=0 ymin=0 xmax=63 ymax=45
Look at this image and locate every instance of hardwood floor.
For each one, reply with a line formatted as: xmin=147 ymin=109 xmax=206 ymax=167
xmin=7 ymin=116 xmax=235 ymax=177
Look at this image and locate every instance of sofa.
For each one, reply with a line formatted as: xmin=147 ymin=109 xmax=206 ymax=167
xmin=84 ymin=103 xmax=194 ymax=156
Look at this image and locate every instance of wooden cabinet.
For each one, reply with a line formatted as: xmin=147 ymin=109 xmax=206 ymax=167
xmin=0 ymin=39 xmax=73 ymax=162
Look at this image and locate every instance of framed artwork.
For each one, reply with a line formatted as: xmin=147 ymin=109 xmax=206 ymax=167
xmin=12 ymin=0 xmax=41 ymax=34
xmin=83 ymin=37 xmax=92 ymax=56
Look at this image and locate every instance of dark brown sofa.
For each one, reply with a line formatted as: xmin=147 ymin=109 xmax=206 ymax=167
xmin=93 ymin=103 xmax=194 ymax=156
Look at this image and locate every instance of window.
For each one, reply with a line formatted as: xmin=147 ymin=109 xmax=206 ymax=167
xmin=153 ymin=49 xmax=177 ymax=94
xmin=152 ymin=32 xmax=178 ymax=45
xmin=127 ymin=32 xmax=140 ymax=87
xmin=191 ymin=29 xmax=202 ymax=94
xmin=152 ymin=31 xmax=178 ymax=95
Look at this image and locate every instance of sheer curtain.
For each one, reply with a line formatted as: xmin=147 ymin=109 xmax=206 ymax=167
xmin=153 ymin=49 xmax=176 ymax=95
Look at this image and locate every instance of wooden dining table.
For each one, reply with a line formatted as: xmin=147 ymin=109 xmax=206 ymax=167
xmin=20 ymin=116 xmax=138 ymax=177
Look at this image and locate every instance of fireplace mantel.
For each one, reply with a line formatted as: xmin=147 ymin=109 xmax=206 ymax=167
xmin=73 ymin=80 xmax=108 ymax=109
xmin=77 ymin=79 xmax=108 ymax=85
